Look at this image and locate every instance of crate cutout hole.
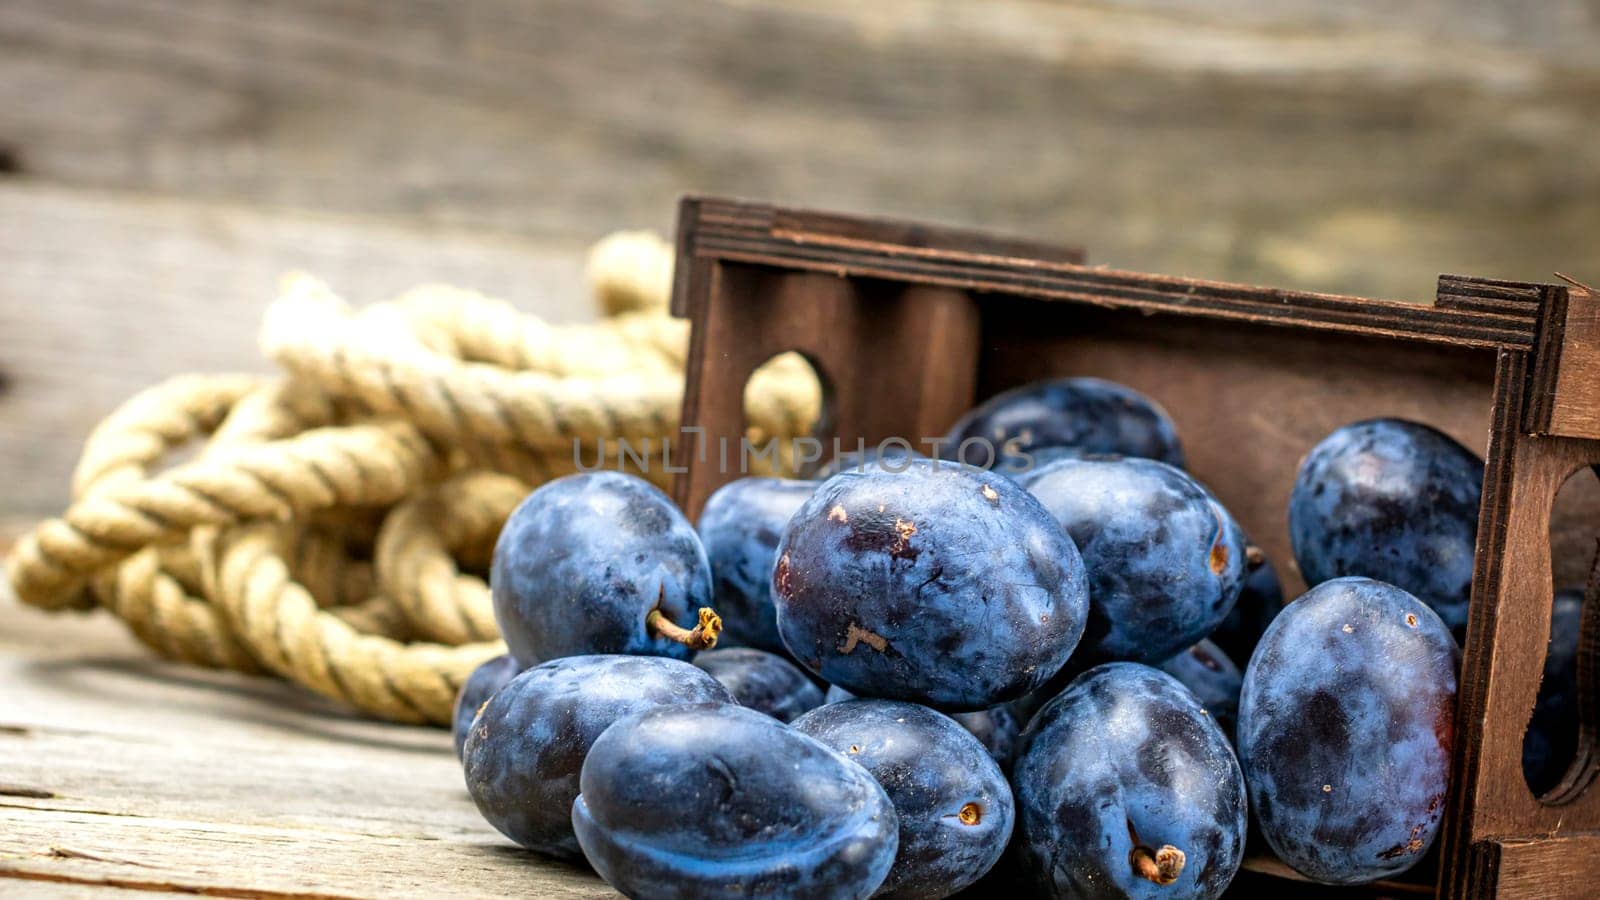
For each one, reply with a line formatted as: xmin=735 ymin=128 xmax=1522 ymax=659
xmin=1524 ymin=463 xmax=1600 ymax=804
xmin=740 ymin=351 xmax=832 ymax=479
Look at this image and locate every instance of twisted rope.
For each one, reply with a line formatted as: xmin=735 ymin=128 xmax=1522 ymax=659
xmin=373 ymin=471 xmax=523 ymax=645
xmin=4 ymin=230 xmax=822 ymax=724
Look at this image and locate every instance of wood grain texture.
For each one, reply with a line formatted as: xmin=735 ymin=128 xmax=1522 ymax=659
xmin=1 ymin=0 xmax=1598 ymax=301
xmin=1445 ymin=419 xmax=1600 ymax=898
xmin=0 ymin=883 xmax=201 ymax=899
xmin=685 ymin=198 xmax=1543 ymax=350
xmin=0 ymin=581 xmax=613 ymax=898
xmin=1541 ymin=287 xmax=1600 ymax=440
xmin=672 ymin=261 xmax=987 ymax=521
xmin=0 ymin=183 xmax=593 ymax=517
xmin=1471 ymin=836 xmax=1600 ymax=900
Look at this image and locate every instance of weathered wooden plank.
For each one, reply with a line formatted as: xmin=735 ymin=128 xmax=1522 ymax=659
xmin=0 ymin=882 xmax=200 ymax=899
xmin=1 ymin=0 xmax=1597 ymax=301
xmin=0 ymin=584 xmax=613 ymax=898
xmin=0 ymin=808 xmax=610 ymax=899
xmin=1472 ymin=835 xmax=1600 ymax=900
xmin=1541 ymin=287 xmax=1600 ymax=440
xmin=0 ymin=721 xmax=485 ymax=841
xmin=0 ymin=183 xmax=594 ymax=517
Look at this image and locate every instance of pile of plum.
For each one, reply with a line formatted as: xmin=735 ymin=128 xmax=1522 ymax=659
xmin=453 ymin=378 xmax=1580 ymax=899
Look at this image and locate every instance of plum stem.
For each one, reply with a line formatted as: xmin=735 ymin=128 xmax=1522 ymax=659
xmin=1245 ymin=544 xmax=1266 ymax=568
xmin=1127 ymin=819 xmax=1186 ymax=885
xmin=646 ymin=601 xmax=722 ymax=651
xmin=1130 ymin=845 xmax=1185 ymax=885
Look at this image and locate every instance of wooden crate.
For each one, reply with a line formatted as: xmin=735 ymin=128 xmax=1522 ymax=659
xmin=669 ymin=196 xmax=1600 ymax=899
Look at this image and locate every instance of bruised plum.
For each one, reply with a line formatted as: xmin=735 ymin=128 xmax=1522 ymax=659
xmin=1158 ymin=639 xmax=1243 ymax=739
xmin=1288 ymin=418 xmax=1483 ymax=637
xmin=774 ymin=461 xmax=1088 ymax=711
xmin=943 ymin=377 xmax=1185 ymax=471
xmin=694 ymin=647 xmax=824 ymax=723
xmin=697 ymin=477 xmax=814 ymax=654
xmin=490 ymin=471 xmax=717 ymax=667
xmin=462 ymin=655 xmax=731 ymax=858
xmin=1237 ymin=577 xmax=1458 ymax=884
xmin=1021 ymin=457 xmax=1246 ymax=664
xmin=452 ymin=653 xmax=520 ymax=761
xmin=793 ymin=699 xmax=1015 ymax=899
xmin=1013 ymin=663 xmax=1247 ymax=899
xmin=573 ymin=703 xmax=898 ymax=899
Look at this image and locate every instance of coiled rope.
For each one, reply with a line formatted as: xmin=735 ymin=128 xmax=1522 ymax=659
xmin=4 ymin=231 xmax=822 ymax=724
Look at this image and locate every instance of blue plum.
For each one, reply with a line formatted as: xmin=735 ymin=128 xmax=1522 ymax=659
xmin=943 ymin=377 xmax=1185 ymax=471
xmin=811 ymin=444 xmax=928 ymax=479
xmin=1288 ymin=418 xmax=1483 ymax=636
xmin=491 ymin=471 xmax=719 ymax=668
xmin=1013 ymin=663 xmax=1247 ymax=899
xmin=825 ymin=684 xmax=1023 ymax=772
xmin=774 ymin=461 xmax=1089 ymax=710
xmin=951 ymin=704 xmax=1025 ymax=774
xmin=697 ymin=476 xmax=815 ymax=654
xmin=693 ymin=647 xmax=824 ymax=723
xmin=1524 ymin=587 xmax=1584 ymax=796
xmin=1157 ymin=639 xmax=1243 ymax=738
xmin=1000 ymin=664 xmax=1092 ymax=731
xmin=793 ymin=699 xmax=1015 ymax=899
xmin=572 ymin=703 xmax=898 ymax=899
xmin=461 ymin=655 xmax=732 ymax=858
xmin=1237 ymin=577 xmax=1458 ymax=884
xmin=1009 ymin=444 xmax=1093 ymax=475
xmin=1207 ymin=545 xmax=1286 ymax=665
xmin=452 ymin=653 xmax=520 ymax=761
xmin=1020 ymin=456 xmax=1246 ymax=664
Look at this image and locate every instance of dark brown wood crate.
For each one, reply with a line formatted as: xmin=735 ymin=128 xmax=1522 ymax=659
xmin=670 ymin=196 xmax=1600 ymax=899
xmin=1528 ymin=283 xmax=1600 ymax=441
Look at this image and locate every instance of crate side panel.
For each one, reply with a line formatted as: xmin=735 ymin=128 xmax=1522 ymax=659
xmin=1471 ymin=836 xmax=1600 ymax=900
xmin=1547 ymin=288 xmax=1600 ymax=440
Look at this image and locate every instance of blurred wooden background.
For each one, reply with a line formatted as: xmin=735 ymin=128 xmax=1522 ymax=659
xmin=3 ymin=0 xmax=1599 ymax=519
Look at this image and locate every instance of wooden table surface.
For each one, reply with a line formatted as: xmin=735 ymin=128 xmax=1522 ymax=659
xmin=0 ymin=579 xmax=612 ymax=898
